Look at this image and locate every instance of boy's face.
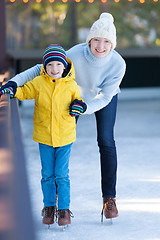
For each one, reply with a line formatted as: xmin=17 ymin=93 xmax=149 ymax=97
xmin=46 ymin=61 xmax=65 ymax=79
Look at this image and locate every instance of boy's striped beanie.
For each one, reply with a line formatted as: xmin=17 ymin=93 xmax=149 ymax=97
xmin=42 ymin=44 xmax=68 ymax=69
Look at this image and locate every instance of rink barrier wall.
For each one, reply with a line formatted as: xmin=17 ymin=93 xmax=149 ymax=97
xmin=0 ymin=74 xmax=35 ymax=240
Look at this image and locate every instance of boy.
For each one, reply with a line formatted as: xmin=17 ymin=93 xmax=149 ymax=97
xmin=1 ymin=44 xmax=87 ymax=227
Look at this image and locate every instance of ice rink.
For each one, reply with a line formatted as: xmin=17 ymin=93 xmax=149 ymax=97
xmin=19 ymin=87 xmax=160 ymax=240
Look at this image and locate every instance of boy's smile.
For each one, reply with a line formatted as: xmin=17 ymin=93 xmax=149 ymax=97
xmin=46 ymin=61 xmax=65 ymax=79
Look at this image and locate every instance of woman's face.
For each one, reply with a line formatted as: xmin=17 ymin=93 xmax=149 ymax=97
xmin=90 ymin=37 xmax=112 ymax=58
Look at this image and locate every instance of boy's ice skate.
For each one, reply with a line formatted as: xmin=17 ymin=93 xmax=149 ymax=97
xmin=57 ymin=209 xmax=73 ymax=229
xmin=42 ymin=206 xmax=56 ymax=227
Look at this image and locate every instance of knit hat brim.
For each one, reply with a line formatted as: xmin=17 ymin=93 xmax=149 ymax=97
xmin=43 ymin=44 xmax=68 ymax=69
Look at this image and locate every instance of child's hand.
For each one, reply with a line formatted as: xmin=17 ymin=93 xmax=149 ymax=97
xmin=69 ymin=99 xmax=87 ymax=117
xmin=0 ymin=81 xmax=17 ymax=98
xmin=0 ymin=87 xmax=14 ymax=98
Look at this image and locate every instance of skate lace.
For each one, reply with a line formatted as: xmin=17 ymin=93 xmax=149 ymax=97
xmin=105 ymin=198 xmax=115 ymax=211
xmin=42 ymin=207 xmax=55 ymax=218
xmin=56 ymin=209 xmax=74 ymax=220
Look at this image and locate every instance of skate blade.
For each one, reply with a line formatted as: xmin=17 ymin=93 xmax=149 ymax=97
xmin=101 ymin=217 xmax=113 ymax=225
xmin=109 ymin=218 xmax=113 ymax=225
xmin=61 ymin=225 xmax=69 ymax=231
xmin=105 ymin=218 xmax=113 ymax=225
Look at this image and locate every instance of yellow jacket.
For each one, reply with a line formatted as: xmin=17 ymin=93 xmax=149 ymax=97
xmin=15 ymin=58 xmax=82 ymax=147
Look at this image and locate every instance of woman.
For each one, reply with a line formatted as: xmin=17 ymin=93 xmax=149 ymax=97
xmin=0 ymin=13 xmax=126 ymax=221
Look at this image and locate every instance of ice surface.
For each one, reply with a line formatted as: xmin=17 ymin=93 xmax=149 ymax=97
xmin=19 ymin=87 xmax=160 ymax=240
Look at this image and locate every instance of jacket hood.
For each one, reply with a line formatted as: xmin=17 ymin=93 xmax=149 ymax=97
xmin=40 ymin=57 xmax=75 ymax=82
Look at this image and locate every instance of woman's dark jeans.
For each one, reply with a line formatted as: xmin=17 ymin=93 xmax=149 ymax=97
xmin=95 ymin=94 xmax=118 ymax=198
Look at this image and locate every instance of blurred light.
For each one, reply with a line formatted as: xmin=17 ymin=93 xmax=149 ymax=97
xmin=0 ymin=150 xmax=13 ymax=175
xmin=155 ymin=38 xmax=160 ymax=46
xmin=6 ymin=0 xmax=159 ymax=3
xmin=0 ymin=72 xmax=9 ymax=83
xmin=0 ymin=199 xmax=14 ymax=231
xmin=7 ymin=0 xmax=159 ymax=3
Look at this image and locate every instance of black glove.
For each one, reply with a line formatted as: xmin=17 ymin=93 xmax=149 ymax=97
xmin=69 ymin=99 xmax=87 ymax=117
xmin=0 ymin=81 xmax=17 ymax=98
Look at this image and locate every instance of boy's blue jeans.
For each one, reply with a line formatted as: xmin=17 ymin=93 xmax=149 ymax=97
xmin=39 ymin=143 xmax=72 ymax=210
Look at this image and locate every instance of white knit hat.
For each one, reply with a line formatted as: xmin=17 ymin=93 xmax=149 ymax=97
xmin=86 ymin=13 xmax=117 ymax=50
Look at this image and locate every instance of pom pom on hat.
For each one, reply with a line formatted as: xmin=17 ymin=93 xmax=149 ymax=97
xmin=86 ymin=12 xmax=117 ymax=49
xmin=100 ymin=13 xmax=114 ymax=23
xmin=42 ymin=44 xmax=68 ymax=70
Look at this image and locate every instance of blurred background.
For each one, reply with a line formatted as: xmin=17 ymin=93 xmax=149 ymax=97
xmin=5 ymin=0 xmax=160 ymax=49
xmin=0 ymin=2 xmax=160 ymax=240
xmin=1 ymin=0 xmax=160 ymax=86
